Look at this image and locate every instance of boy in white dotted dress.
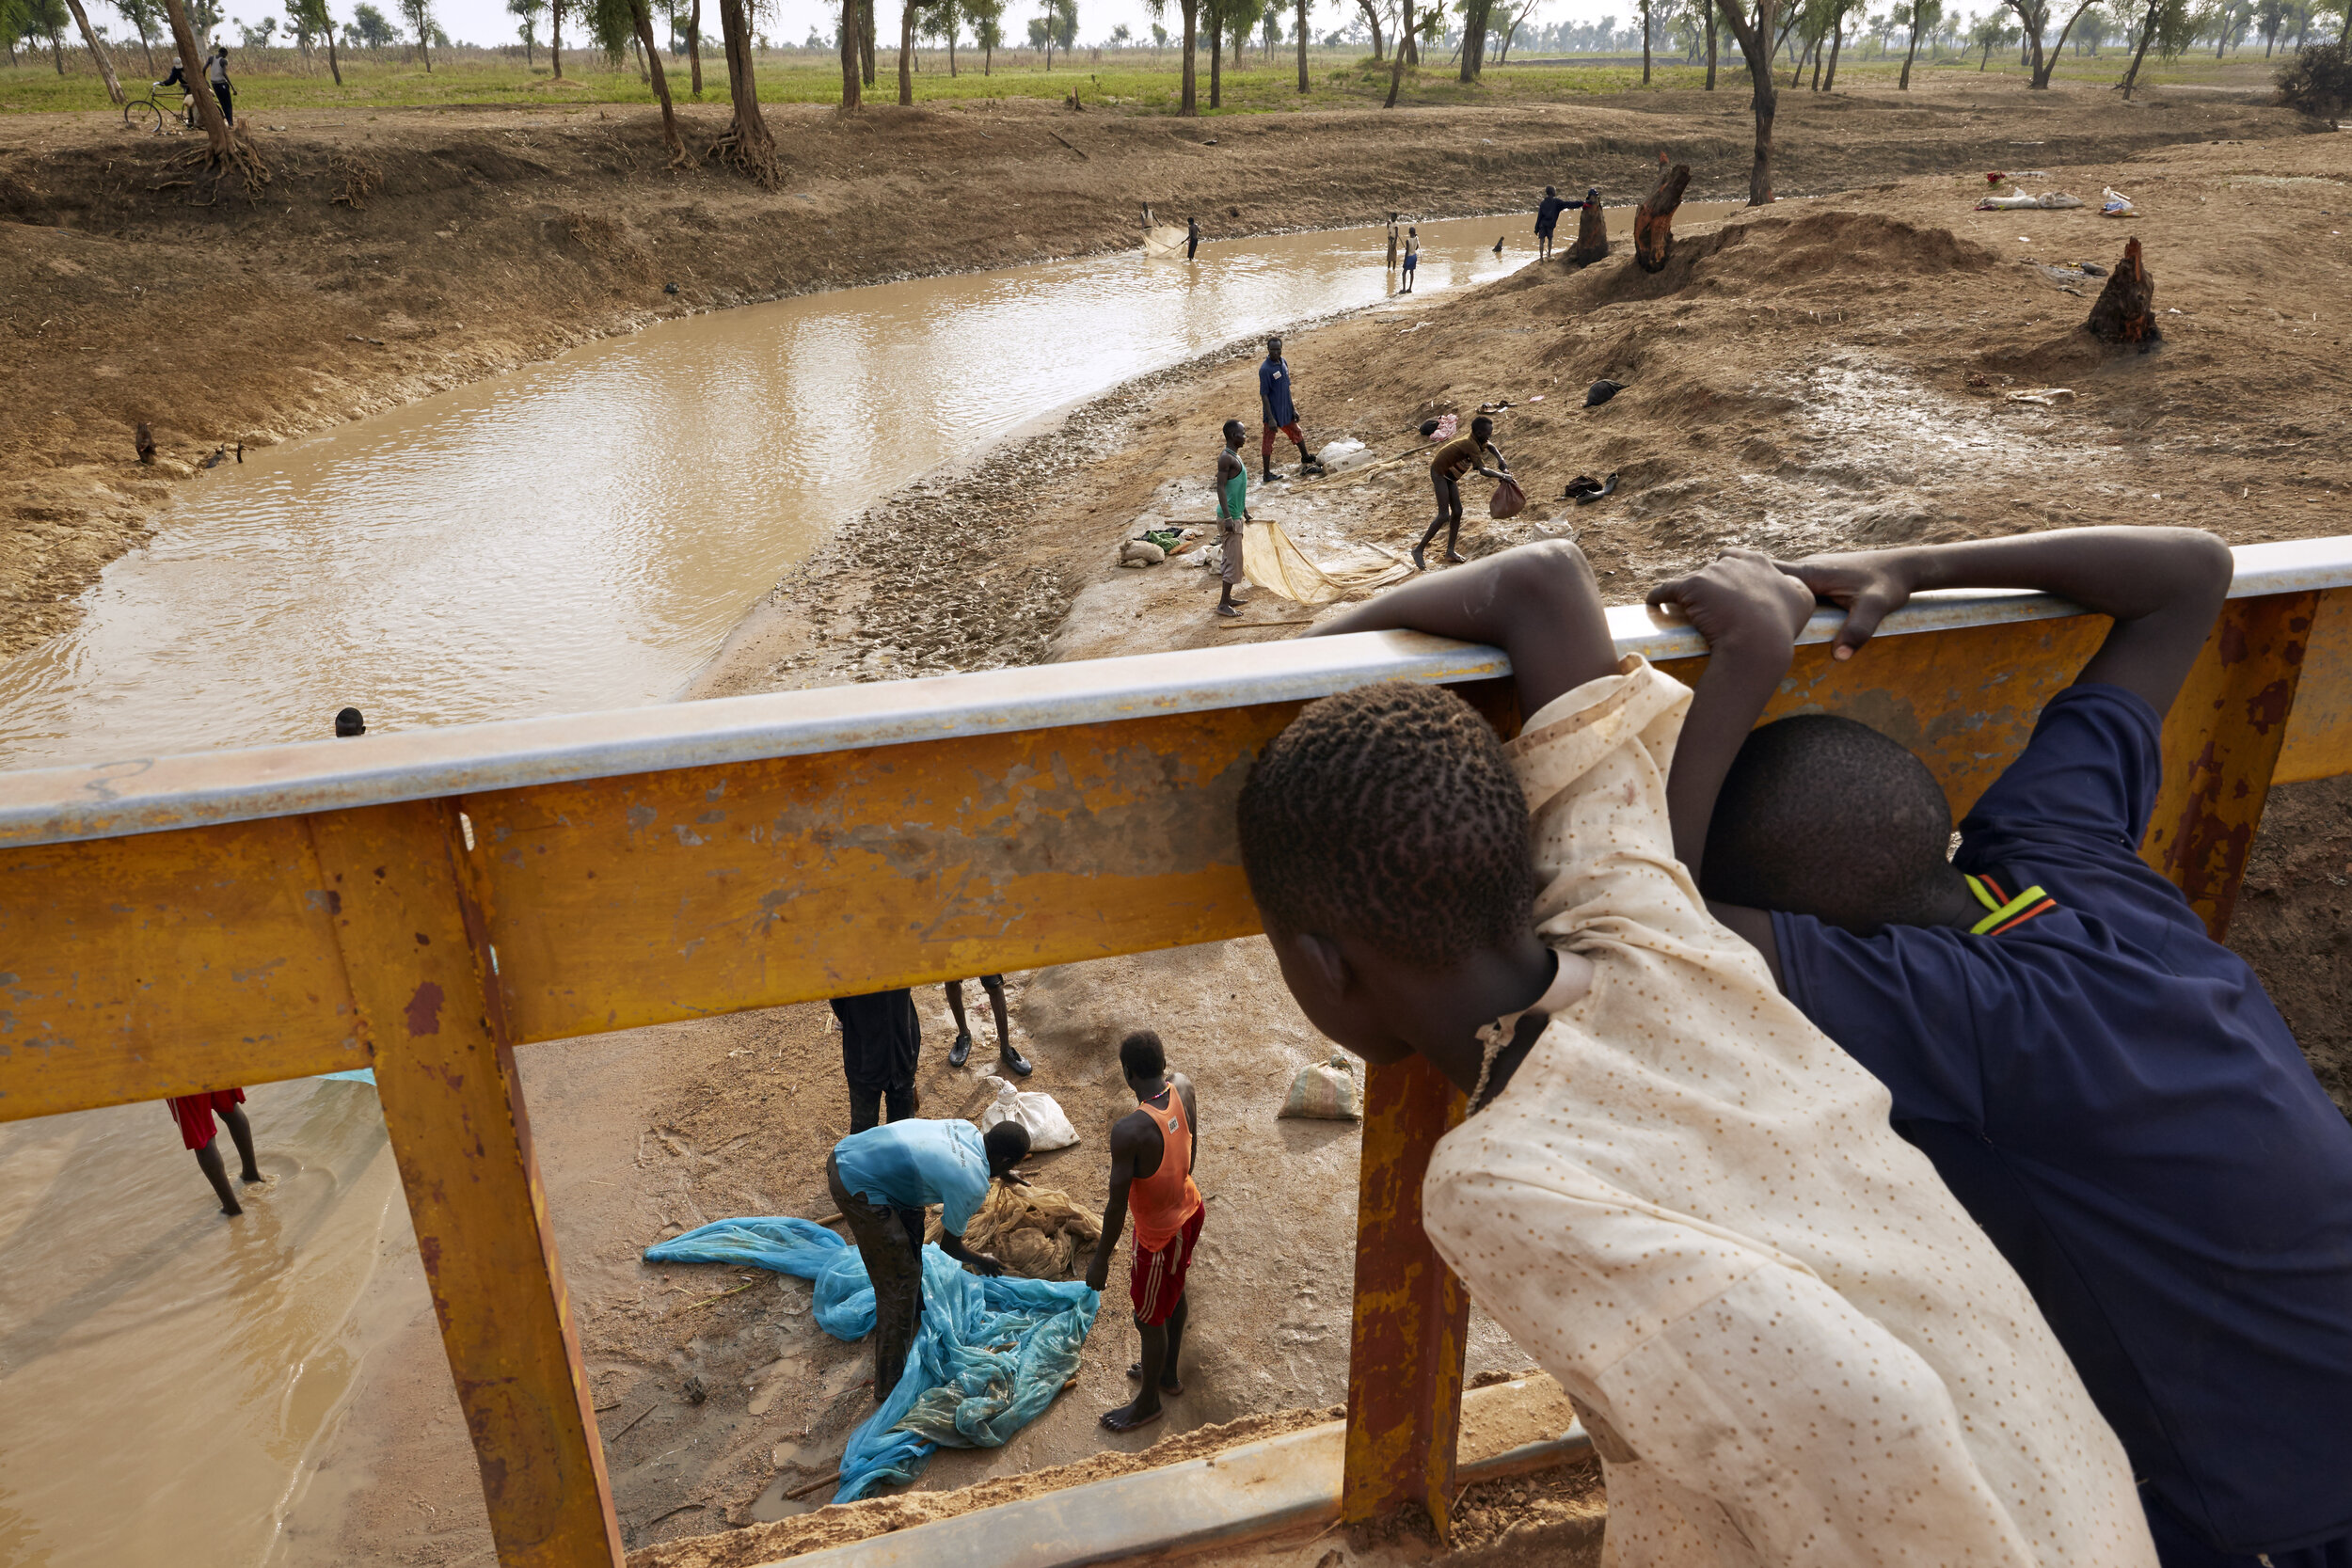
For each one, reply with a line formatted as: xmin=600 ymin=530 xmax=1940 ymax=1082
xmin=1235 ymin=541 xmax=2154 ymax=1567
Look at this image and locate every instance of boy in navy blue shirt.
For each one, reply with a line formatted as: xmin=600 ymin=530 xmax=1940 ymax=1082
xmin=1650 ymin=527 xmax=2352 ymax=1568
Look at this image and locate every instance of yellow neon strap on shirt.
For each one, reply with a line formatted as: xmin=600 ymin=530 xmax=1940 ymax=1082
xmin=1964 ymin=873 xmax=2058 ymax=936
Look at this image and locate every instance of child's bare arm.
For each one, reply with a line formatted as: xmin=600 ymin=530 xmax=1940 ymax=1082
xmin=1305 ymin=541 xmax=1619 ymax=718
xmin=1783 ymin=527 xmax=2233 ymax=717
xmin=1645 ymin=550 xmax=1818 ymax=878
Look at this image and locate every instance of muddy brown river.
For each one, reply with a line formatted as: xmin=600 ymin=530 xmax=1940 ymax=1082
xmin=0 ymin=206 xmax=1727 ymax=1565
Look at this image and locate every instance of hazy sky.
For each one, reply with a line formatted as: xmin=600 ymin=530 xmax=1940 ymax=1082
xmin=90 ymin=0 xmax=1659 ymax=57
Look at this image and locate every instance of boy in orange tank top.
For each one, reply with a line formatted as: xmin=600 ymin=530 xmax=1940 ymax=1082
xmin=1084 ymin=1030 xmax=1203 ymax=1433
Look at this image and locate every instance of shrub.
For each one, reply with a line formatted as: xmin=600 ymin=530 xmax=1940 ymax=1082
xmin=2276 ymin=40 xmax=2352 ymax=129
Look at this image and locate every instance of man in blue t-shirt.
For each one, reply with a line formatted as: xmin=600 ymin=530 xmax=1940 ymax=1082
xmin=1648 ymin=526 xmax=2352 ymax=1568
xmin=826 ymin=1117 xmax=1031 ymax=1402
xmin=1258 ymin=336 xmax=1320 ymax=483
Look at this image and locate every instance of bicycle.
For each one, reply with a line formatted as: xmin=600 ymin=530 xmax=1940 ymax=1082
xmin=122 ymin=87 xmax=192 ymax=135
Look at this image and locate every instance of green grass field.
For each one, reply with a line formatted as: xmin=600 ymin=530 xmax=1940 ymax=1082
xmin=0 ymin=40 xmax=2287 ymax=117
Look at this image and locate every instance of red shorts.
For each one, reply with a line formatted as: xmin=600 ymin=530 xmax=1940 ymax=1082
xmin=1262 ymin=421 xmax=1302 ymax=455
xmin=168 ymin=1087 xmax=245 ymax=1151
xmin=1129 ymin=1205 xmax=1203 ymax=1326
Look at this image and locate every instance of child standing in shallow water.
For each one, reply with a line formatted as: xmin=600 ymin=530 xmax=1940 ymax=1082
xmin=1234 ymin=541 xmax=2155 ymax=1567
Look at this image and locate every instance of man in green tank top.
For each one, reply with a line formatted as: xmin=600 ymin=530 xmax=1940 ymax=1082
xmin=1216 ymin=419 xmax=1250 ymax=619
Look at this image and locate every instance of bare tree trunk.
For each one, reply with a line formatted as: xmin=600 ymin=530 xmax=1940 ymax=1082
xmin=687 ymin=0 xmax=702 ymax=90
xmin=1899 ymin=10 xmax=1921 ymax=83
xmin=709 ymin=0 xmax=778 ymax=182
xmin=1718 ymin=0 xmax=1780 ymax=204
xmin=1824 ymin=11 xmax=1844 ymax=83
xmin=161 ymin=0 xmax=231 ymax=151
xmin=48 ymin=25 xmax=66 ymax=71
xmin=1386 ymin=0 xmax=1410 ymax=100
xmin=629 ymin=0 xmax=685 ymax=159
xmin=1705 ymin=0 xmax=1717 ymax=85
xmin=1209 ymin=6 xmax=1222 ymax=102
xmin=1358 ymin=0 xmax=1382 ymax=57
xmin=1459 ymin=0 xmax=1488 ymax=76
xmin=897 ymin=0 xmax=913 ymax=100
xmin=2086 ymin=236 xmax=2157 ymax=346
xmin=861 ymin=0 xmax=876 ymax=84
xmin=1634 ymin=155 xmax=1692 ymax=270
xmin=325 ymin=24 xmax=342 ymax=80
xmin=2116 ymin=0 xmax=2156 ymax=95
xmin=62 ymin=0 xmax=126 ymax=103
xmin=1642 ymin=0 xmax=1652 ymax=78
xmin=552 ymin=0 xmax=564 ymax=77
xmin=838 ymin=0 xmax=861 ymax=102
xmin=1180 ymin=0 xmax=1198 ymax=108
xmin=1295 ymin=0 xmax=1308 ymax=87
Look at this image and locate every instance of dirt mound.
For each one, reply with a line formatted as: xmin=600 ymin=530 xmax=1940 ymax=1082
xmin=1519 ymin=208 xmax=2004 ymax=312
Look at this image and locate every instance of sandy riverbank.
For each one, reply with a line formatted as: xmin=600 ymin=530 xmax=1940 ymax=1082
xmin=0 ymin=73 xmax=2314 ymax=661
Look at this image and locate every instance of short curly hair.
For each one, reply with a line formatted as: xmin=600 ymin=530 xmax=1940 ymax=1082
xmin=1236 ymin=682 xmax=1538 ymax=965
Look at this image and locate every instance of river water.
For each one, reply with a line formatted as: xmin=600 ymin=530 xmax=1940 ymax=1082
xmin=0 ymin=206 xmax=1708 ymax=1565
xmin=0 ymin=215 xmax=1570 ymax=769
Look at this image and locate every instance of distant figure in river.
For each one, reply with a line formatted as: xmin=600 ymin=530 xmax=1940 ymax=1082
xmin=946 ymin=974 xmax=1031 ymax=1076
xmin=172 ymin=1089 xmax=262 ymax=1215
xmin=334 ymin=706 xmax=366 ymax=737
xmin=1186 ymin=215 xmax=1201 ymax=261
xmin=1216 ymin=419 xmax=1250 ymax=620
xmin=1534 ymin=186 xmax=1570 ymax=260
xmin=1086 ymin=1030 xmax=1203 ymax=1433
xmin=1400 ymin=227 xmax=1420 ymax=294
xmin=1258 ymin=336 xmax=1321 ymax=483
xmin=1385 ymin=213 xmax=1401 ymax=278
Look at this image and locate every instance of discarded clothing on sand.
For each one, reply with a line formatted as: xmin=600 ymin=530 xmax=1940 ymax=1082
xmin=1584 ymin=378 xmax=1625 ymax=407
xmin=644 ymin=1217 xmax=1098 ymax=1503
xmin=924 ymin=1180 xmax=1102 ymax=1278
xmin=1565 ymin=472 xmax=1620 ymax=504
xmin=1244 ymin=521 xmax=1414 ymax=606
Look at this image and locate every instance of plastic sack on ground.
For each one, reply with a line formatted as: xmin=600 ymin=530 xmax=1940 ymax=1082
xmin=1489 ymin=476 xmax=1528 ymax=520
xmin=2102 ymin=186 xmax=2137 ymax=217
xmin=977 ymin=1076 xmax=1080 ymax=1151
xmin=1977 ymin=188 xmax=2086 ymax=211
xmin=1279 ymin=1055 xmax=1363 ymax=1121
xmin=645 ymin=1217 xmax=1098 ymax=1503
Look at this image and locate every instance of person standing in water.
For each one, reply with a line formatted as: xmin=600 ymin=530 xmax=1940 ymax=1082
xmin=1186 ymin=215 xmax=1201 ymax=261
xmin=1216 ymin=419 xmax=1249 ymax=620
xmin=1258 ymin=336 xmax=1321 ymax=483
xmin=171 ymin=1089 xmax=262 ymax=1215
xmin=1385 ymin=212 xmax=1401 ymax=280
xmin=1400 ymin=227 xmax=1421 ymax=294
xmin=1085 ymin=1030 xmax=1203 ymax=1433
xmin=1534 ymin=186 xmax=1570 ymax=260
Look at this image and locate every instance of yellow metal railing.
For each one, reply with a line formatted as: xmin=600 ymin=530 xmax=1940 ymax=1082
xmin=4 ymin=539 xmax=2347 ymax=1564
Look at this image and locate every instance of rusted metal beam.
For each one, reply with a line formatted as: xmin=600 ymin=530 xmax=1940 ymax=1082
xmin=1341 ymin=1053 xmax=1470 ymax=1536
xmin=307 ymin=800 xmax=625 ymax=1568
xmin=2275 ymin=586 xmax=2352 ymax=785
xmin=2142 ymin=591 xmax=2319 ymax=938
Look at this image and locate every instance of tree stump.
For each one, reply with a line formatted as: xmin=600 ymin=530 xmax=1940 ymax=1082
xmin=1565 ymin=191 xmax=1610 ymax=265
xmin=2086 ymin=237 xmax=2160 ymax=351
xmin=1633 ymin=155 xmax=1692 ymax=275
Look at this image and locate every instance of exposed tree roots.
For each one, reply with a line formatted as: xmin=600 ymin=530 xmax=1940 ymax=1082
xmin=703 ymin=123 xmax=780 ymax=188
xmin=167 ymin=124 xmax=272 ymax=203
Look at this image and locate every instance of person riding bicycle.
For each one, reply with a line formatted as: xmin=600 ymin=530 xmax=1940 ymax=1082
xmin=152 ymin=56 xmax=197 ymax=126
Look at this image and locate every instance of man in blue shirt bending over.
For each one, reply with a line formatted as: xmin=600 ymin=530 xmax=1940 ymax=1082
xmin=826 ymin=1118 xmax=1030 ymax=1402
xmin=1647 ymin=526 xmax=2352 ymax=1568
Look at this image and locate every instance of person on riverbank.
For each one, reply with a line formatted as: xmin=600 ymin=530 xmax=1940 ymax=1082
xmin=1186 ymin=216 xmax=1201 ymax=262
xmin=1399 ymin=227 xmax=1420 ymax=294
xmin=1534 ymin=186 xmax=1571 ymax=260
xmin=152 ymin=56 xmax=199 ymax=125
xmin=826 ymin=1118 xmax=1028 ymax=1402
xmin=831 ymin=989 xmax=923 ymax=1133
xmin=1415 ymin=415 xmax=1507 ymax=572
xmin=1258 ymin=337 xmax=1321 ymax=483
xmin=172 ymin=1089 xmax=262 ymax=1215
xmin=946 ymin=974 xmax=1031 ymax=1076
xmin=1216 ymin=419 xmax=1250 ymax=619
xmin=205 ymin=45 xmax=234 ymax=126
xmin=1385 ymin=213 xmax=1401 ymax=280
xmin=1085 ymin=1029 xmax=1203 ymax=1433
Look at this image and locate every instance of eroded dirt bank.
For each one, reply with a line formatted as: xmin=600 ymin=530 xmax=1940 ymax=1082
xmin=0 ymin=76 xmax=2314 ymax=659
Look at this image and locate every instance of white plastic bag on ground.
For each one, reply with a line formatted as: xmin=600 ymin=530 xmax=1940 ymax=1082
xmin=2102 ymin=186 xmax=2137 ymax=217
xmin=978 ymin=1077 xmax=1080 ymax=1150
xmin=1279 ymin=1055 xmax=1362 ymax=1121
